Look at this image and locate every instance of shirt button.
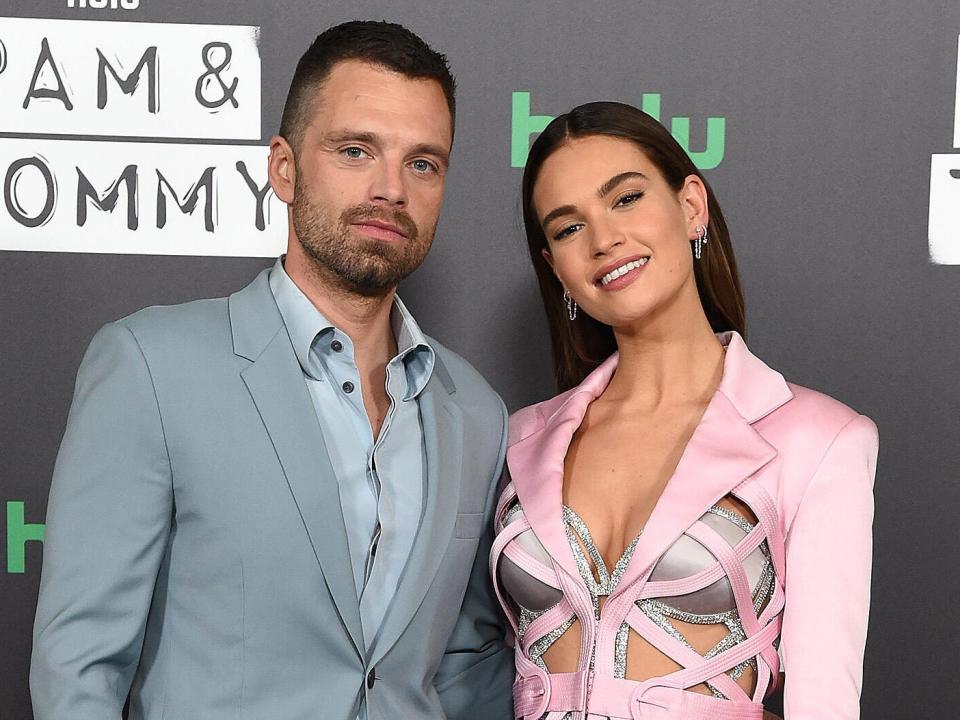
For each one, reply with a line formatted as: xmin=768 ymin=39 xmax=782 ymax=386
xmin=366 ymin=669 xmax=376 ymax=689
xmin=342 ymin=381 xmax=354 ymax=394
xmin=331 ymin=339 xmax=343 ymax=352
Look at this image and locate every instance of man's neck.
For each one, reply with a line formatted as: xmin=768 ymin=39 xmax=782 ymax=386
xmin=283 ymin=245 xmax=398 ymax=369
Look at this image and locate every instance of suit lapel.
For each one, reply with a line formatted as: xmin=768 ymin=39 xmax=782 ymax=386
xmin=230 ymin=271 xmax=364 ymax=656
xmin=369 ymin=363 xmax=462 ymax=666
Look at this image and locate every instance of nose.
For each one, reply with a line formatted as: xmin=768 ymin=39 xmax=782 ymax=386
xmin=368 ymin=158 xmax=407 ymax=208
xmin=589 ymin=219 xmax=625 ymax=258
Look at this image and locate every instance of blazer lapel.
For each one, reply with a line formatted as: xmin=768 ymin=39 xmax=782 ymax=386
xmin=368 ymin=359 xmax=462 ymax=666
xmin=507 ymin=389 xmax=595 ymax=582
xmin=230 ymin=271 xmax=364 ymax=656
xmin=507 ymin=332 xmax=794 ymax=600
xmin=611 ymin=389 xmax=778 ymax=597
xmin=613 ymin=331 xmax=794 ymax=596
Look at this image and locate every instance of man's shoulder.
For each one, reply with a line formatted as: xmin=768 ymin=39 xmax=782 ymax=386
xmin=107 ymin=267 xmax=273 ymax=358
xmin=115 ymin=295 xmax=231 ymax=351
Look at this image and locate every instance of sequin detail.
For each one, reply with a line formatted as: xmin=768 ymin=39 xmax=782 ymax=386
xmin=502 ymin=498 xmax=523 ymax=526
xmin=563 ymin=506 xmax=641 ymax=620
xmin=529 ymin=614 xmax=577 ymax=671
xmin=503 ymin=500 xmax=779 ymax=715
xmin=614 ymin=621 xmax=631 ymax=678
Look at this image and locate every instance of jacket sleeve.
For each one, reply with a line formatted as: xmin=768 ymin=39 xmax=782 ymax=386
xmin=780 ymin=414 xmax=879 ymax=720
xmin=433 ymin=397 xmax=515 ymax=720
xmin=30 ymin=322 xmax=173 ymax=720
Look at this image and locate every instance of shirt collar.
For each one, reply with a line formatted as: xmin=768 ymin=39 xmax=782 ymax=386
xmin=268 ymin=257 xmax=435 ymax=400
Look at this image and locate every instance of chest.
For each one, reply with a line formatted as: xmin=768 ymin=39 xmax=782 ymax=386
xmin=561 ymin=406 xmax=703 ymax=571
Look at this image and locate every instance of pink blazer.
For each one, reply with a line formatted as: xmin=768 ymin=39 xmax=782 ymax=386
xmin=490 ymin=332 xmax=878 ymax=720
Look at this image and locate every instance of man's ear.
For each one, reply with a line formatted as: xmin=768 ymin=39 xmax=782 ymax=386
xmin=268 ymin=135 xmax=296 ymax=204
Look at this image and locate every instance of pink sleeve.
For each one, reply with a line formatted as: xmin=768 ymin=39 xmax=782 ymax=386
xmin=780 ymin=414 xmax=879 ymax=720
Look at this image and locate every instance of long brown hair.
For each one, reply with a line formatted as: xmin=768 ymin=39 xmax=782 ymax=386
xmin=521 ymin=101 xmax=746 ymax=392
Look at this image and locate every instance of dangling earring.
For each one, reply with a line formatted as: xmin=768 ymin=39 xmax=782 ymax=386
xmin=694 ymin=224 xmax=708 ymax=260
xmin=562 ymin=289 xmax=577 ymax=320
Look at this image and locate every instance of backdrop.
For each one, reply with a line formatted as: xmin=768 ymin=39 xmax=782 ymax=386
xmin=2 ymin=1 xmax=958 ymax=717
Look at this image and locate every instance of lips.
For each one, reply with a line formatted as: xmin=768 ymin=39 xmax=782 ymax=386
xmin=351 ymin=218 xmax=407 ymax=241
xmin=593 ymin=255 xmax=651 ymax=287
xmin=342 ymin=205 xmax=417 ymax=243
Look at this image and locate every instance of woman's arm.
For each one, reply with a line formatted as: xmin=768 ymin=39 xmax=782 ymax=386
xmin=779 ymin=414 xmax=879 ymax=719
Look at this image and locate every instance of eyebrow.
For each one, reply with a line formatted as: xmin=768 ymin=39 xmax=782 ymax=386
xmin=540 ymin=171 xmax=649 ymax=229
xmin=541 ymin=204 xmax=578 ymax=229
xmin=598 ymin=171 xmax=647 ymax=197
xmin=323 ymin=130 xmax=450 ymax=169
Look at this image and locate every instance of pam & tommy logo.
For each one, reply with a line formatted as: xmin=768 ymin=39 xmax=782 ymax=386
xmin=928 ymin=35 xmax=960 ymax=264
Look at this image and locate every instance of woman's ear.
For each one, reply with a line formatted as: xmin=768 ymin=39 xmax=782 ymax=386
xmin=268 ymin=135 xmax=296 ymax=204
xmin=541 ymin=248 xmax=556 ymax=274
xmin=680 ymin=174 xmax=710 ymax=236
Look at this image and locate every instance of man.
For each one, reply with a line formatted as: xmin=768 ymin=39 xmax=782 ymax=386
xmin=31 ymin=21 xmax=513 ymax=720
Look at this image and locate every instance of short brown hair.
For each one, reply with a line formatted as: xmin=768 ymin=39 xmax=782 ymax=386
xmin=279 ymin=21 xmax=456 ymax=152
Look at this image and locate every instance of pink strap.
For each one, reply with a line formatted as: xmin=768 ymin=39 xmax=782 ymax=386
xmin=512 ymin=673 xmax=547 ymax=719
xmin=545 ymin=671 xmax=588 ymax=712
xmin=685 ymin=520 xmax=782 ymax=678
xmin=625 ymin=606 xmax=747 ymax=701
xmin=640 ymin=524 xmax=766 ymax=599
xmin=587 ymin=675 xmax=648 ymax=718
xmin=733 ymin=482 xmax=786 ymax=579
xmin=627 ymin=605 xmax=782 ymax=694
xmin=512 ymin=671 xmax=588 ymax=718
xmin=501 ymin=538 xmax=564 ymax=589
xmin=489 ymin=509 xmax=531 ymax=639
xmin=521 ymin=599 xmax=575 ymax=654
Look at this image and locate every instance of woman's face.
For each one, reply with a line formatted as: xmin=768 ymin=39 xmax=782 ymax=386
xmin=533 ymin=135 xmax=708 ymax=329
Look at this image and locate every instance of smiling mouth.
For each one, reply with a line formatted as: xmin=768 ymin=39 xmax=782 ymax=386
xmin=596 ymin=257 xmax=650 ymax=287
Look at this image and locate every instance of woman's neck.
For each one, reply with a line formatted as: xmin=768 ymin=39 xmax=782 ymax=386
xmin=605 ymin=293 xmax=726 ymax=412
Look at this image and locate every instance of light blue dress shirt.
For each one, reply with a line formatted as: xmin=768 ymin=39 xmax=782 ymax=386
xmin=268 ymin=258 xmax=435 ymax=655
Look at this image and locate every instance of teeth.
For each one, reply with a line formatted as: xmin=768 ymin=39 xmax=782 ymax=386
xmin=600 ymin=258 xmax=648 ymax=286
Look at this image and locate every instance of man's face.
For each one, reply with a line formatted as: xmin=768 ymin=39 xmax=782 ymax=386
xmin=289 ymin=60 xmax=452 ymax=296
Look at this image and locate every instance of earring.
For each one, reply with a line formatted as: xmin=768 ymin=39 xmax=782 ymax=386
xmin=562 ymin=289 xmax=577 ymax=320
xmin=694 ymin=224 xmax=708 ymax=260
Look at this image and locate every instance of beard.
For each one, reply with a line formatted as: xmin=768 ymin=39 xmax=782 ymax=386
xmin=291 ymin=174 xmax=435 ymax=297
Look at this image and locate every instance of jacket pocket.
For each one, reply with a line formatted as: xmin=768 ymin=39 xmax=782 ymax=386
xmin=455 ymin=512 xmax=484 ymax=538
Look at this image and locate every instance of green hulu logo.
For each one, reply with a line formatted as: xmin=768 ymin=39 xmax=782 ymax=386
xmin=511 ymin=91 xmax=726 ymax=170
xmin=6 ymin=501 xmax=45 ymax=574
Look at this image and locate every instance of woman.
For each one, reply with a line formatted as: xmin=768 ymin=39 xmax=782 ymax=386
xmin=490 ymin=102 xmax=878 ymax=720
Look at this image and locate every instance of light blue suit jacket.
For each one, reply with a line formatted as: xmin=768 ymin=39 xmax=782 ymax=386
xmin=30 ymin=269 xmax=514 ymax=720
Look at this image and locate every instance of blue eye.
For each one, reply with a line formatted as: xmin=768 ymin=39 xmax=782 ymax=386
xmin=553 ymin=223 xmax=583 ymax=240
xmin=411 ymin=159 xmax=437 ymax=174
xmin=342 ymin=147 xmax=368 ymax=159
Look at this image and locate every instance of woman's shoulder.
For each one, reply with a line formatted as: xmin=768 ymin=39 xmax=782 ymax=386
xmin=779 ymin=382 xmax=876 ymax=435
xmin=760 ymin=380 xmax=878 ymax=470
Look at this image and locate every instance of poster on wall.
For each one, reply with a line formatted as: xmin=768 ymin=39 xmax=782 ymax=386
xmin=928 ymin=34 xmax=960 ymax=264
xmin=0 ymin=16 xmax=286 ymax=256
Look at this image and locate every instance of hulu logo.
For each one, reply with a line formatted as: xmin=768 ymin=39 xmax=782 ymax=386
xmin=5 ymin=501 xmax=45 ymax=573
xmin=511 ymin=91 xmax=726 ymax=170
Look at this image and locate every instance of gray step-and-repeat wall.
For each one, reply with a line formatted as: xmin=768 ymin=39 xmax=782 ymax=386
xmin=1 ymin=1 xmax=958 ymax=717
